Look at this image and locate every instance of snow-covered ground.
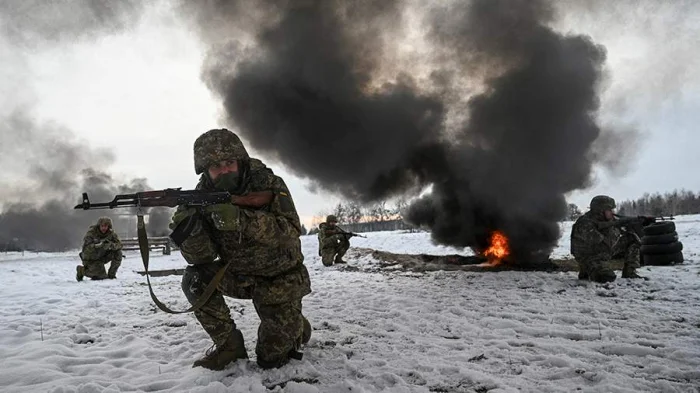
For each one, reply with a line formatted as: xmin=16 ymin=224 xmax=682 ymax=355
xmin=1 ymin=216 xmax=699 ymax=392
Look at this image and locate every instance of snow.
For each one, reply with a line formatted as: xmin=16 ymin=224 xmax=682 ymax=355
xmin=1 ymin=216 xmax=699 ymax=392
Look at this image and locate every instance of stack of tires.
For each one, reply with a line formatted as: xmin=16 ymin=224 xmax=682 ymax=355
xmin=640 ymin=221 xmax=684 ymax=265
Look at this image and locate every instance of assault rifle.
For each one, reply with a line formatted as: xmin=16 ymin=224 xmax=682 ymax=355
xmin=74 ymin=188 xmax=273 ymax=210
xmin=612 ymin=214 xmax=674 ymax=238
xmin=338 ymin=228 xmax=367 ymax=238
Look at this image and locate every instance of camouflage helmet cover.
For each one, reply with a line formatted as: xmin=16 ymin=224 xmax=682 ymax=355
xmin=194 ymin=128 xmax=250 ymax=175
xmin=590 ymin=195 xmax=616 ymax=212
xmin=97 ymin=216 xmax=113 ymax=228
xmin=326 ymin=215 xmax=338 ymax=223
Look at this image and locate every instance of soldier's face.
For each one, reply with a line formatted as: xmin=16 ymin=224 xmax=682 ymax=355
xmin=99 ymin=223 xmax=110 ymax=233
xmin=208 ymin=160 xmax=238 ymax=181
xmin=603 ymin=210 xmax=614 ymax=221
xmin=328 ymin=221 xmax=337 ymax=227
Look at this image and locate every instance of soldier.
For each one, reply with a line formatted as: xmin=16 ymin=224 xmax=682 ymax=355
xmin=317 ymin=215 xmax=350 ymax=266
xmin=570 ymin=195 xmax=644 ymax=283
xmin=170 ymin=128 xmax=312 ymax=371
xmin=76 ymin=216 xmax=123 ymax=281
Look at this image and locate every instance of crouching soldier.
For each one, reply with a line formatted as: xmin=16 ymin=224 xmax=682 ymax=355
xmin=172 ymin=128 xmax=312 ymax=371
xmin=571 ymin=195 xmax=644 ymax=283
xmin=317 ymin=215 xmax=351 ymax=266
xmin=77 ymin=216 xmax=123 ymax=281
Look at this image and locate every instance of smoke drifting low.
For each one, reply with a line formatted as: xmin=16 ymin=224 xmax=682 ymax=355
xmin=0 ymin=0 xmax=164 ymax=252
xmin=0 ymin=111 xmax=170 ymax=252
xmin=190 ymin=0 xmax=621 ymax=261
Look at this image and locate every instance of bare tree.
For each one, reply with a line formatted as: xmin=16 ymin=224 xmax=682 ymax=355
xmin=346 ymin=202 xmax=363 ymax=224
xmin=332 ymin=202 xmax=348 ymax=223
xmin=567 ymin=203 xmax=582 ymax=221
xmin=617 ymin=189 xmax=699 ymax=216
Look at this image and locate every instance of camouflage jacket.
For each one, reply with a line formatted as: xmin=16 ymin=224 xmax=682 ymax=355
xmin=570 ymin=211 xmax=620 ymax=261
xmin=81 ymin=225 xmax=123 ymax=261
xmin=317 ymin=222 xmax=346 ymax=246
xmin=171 ymin=158 xmax=303 ymax=277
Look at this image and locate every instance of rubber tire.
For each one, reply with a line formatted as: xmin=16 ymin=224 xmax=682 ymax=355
xmin=643 ymin=221 xmax=675 ymax=236
xmin=641 ymin=232 xmax=678 ymax=245
xmin=643 ymin=251 xmax=684 ymax=266
xmin=641 ymin=241 xmax=683 ymax=255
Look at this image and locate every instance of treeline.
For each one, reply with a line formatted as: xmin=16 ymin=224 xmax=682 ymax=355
xmin=309 ymin=200 xmax=407 ymax=235
xmin=617 ymin=189 xmax=700 ymax=216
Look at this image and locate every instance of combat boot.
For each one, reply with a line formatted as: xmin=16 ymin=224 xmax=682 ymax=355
xmin=591 ymin=268 xmax=616 ymax=283
xmin=622 ymin=267 xmax=647 ymax=280
xmin=76 ymin=265 xmax=84 ymax=282
xmin=334 ymin=256 xmax=346 ymax=264
xmin=193 ymin=329 xmax=248 ymax=370
xmin=577 ymin=270 xmax=589 ymax=280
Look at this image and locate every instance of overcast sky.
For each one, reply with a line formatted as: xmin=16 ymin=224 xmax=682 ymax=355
xmin=1 ymin=1 xmax=698 ymax=229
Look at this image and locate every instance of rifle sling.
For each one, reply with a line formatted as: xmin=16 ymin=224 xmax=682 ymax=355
xmin=137 ymin=214 xmax=229 ymax=314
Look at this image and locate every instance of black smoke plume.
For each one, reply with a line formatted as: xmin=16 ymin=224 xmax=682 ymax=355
xmin=404 ymin=0 xmax=608 ymax=260
xmin=191 ymin=0 xmax=621 ymax=262
xmin=0 ymin=111 xmax=171 ymax=252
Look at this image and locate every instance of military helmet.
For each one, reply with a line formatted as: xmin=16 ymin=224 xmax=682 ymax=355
xmin=326 ymin=214 xmax=338 ymax=223
xmin=194 ymin=128 xmax=250 ymax=175
xmin=590 ymin=195 xmax=616 ymax=212
xmin=97 ymin=216 xmax=113 ymax=228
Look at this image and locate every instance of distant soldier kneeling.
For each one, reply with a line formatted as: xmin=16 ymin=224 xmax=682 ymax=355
xmin=77 ymin=216 xmax=123 ymax=281
xmin=317 ymin=215 xmax=351 ymax=266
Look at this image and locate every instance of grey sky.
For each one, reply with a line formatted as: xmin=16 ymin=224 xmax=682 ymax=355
xmin=1 ymin=0 xmax=699 ymax=229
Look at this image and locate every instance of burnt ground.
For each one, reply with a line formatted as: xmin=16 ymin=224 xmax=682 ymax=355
xmin=342 ymin=247 xmax=627 ymax=274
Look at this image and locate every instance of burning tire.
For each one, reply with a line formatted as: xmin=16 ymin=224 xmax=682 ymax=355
xmin=641 ymin=232 xmax=679 ymax=245
xmin=643 ymin=251 xmax=684 ymax=266
xmin=642 ymin=221 xmax=676 ymax=236
xmin=641 ymin=241 xmax=684 ymax=255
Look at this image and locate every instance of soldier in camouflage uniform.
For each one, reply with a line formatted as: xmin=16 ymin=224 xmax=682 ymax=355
xmin=171 ymin=128 xmax=312 ymax=371
xmin=317 ymin=215 xmax=350 ymax=266
xmin=570 ymin=195 xmax=644 ymax=283
xmin=77 ymin=216 xmax=123 ymax=281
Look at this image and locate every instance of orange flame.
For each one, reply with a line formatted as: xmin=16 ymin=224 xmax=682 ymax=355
xmin=480 ymin=230 xmax=510 ymax=267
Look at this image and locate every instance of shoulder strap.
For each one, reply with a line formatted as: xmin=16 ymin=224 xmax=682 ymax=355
xmin=137 ymin=213 xmax=229 ymax=314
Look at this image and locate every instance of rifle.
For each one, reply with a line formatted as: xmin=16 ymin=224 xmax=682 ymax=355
xmin=74 ymin=188 xmax=273 ymax=210
xmin=73 ymin=188 xmax=273 ymax=315
xmin=338 ymin=228 xmax=367 ymax=238
xmin=612 ymin=214 xmax=674 ymax=238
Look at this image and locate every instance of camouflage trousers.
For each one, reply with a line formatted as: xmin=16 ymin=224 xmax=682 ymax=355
xmin=81 ymin=251 xmax=122 ymax=279
xmin=181 ymin=261 xmax=311 ymax=367
xmin=320 ymin=236 xmax=350 ymax=266
xmin=577 ymin=234 xmax=640 ymax=283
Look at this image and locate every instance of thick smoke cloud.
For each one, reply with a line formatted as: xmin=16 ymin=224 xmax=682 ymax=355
xmin=190 ymin=0 xmax=619 ymax=261
xmin=0 ymin=112 xmax=171 ymax=251
xmin=406 ymin=0 xmax=609 ymax=260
